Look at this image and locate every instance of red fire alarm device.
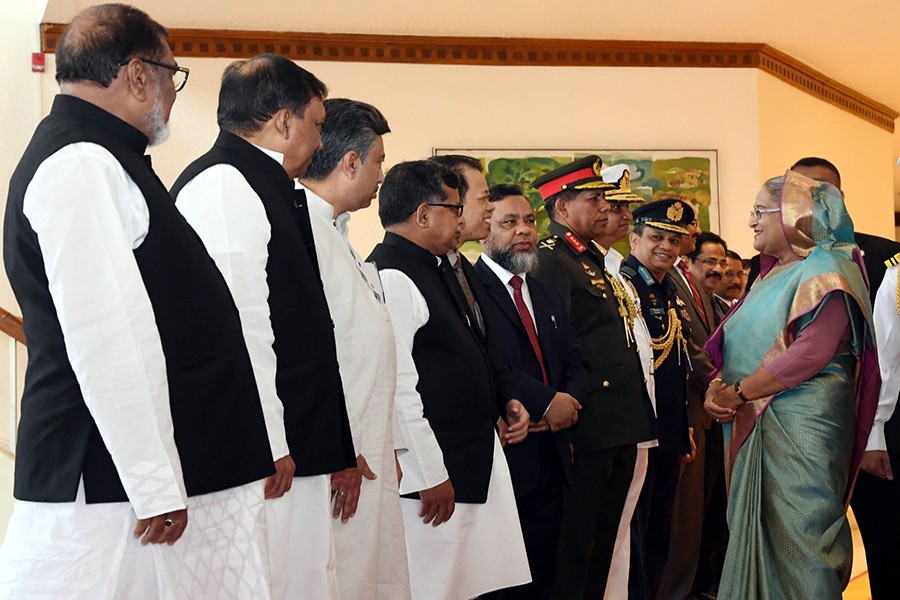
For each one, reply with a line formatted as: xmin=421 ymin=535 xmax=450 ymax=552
xmin=32 ymin=52 xmax=45 ymax=73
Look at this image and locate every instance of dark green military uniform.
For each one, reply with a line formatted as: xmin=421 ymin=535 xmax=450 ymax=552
xmin=533 ymin=220 xmax=657 ymax=599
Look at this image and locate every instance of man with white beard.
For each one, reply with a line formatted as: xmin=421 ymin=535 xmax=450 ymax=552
xmin=0 ymin=5 xmax=275 ymax=598
xmin=475 ymin=185 xmax=588 ymax=599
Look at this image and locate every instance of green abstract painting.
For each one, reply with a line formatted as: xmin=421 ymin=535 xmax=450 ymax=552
xmin=434 ymin=149 xmax=718 ymax=257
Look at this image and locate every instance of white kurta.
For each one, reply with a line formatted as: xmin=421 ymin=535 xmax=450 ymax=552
xmin=872 ymin=265 xmax=900 ymax=451
xmin=175 ymin=149 xmax=334 ymax=599
xmin=380 ymin=266 xmax=530 ymax=600
xmin=603 ymin=246 xmax=657 ymax=600
xmin=0 ymin=142 xmax=269 ymax=599
xmin=302 ymin=185 xmax=411 ymax=600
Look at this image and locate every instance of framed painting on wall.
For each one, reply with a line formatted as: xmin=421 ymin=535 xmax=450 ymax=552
xmin=433 ymin=149 xmax=719 ymax=256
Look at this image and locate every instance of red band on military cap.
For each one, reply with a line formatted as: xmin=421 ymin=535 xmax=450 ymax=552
xmin=537 ymin=165 xmax=597 ymax=199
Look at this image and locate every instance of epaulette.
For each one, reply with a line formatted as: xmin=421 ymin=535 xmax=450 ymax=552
xmin=619 ymin=263 xmax=638 ymax=280
xmin=636 ymin=265 xmax=655 ymax=286
xmin=539 ymin=235 xmax=559 ymax=250
xmin=884 ymin=251 xmax=900 ymax=268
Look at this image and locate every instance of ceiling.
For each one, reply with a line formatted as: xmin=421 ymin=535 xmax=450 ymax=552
xmin=44 ymin=0 xmax=900 ymax=118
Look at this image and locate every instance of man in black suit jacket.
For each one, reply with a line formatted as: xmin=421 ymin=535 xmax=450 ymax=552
xmin=428 ymin=156 xmax=524 ymax=433
xmin=476 ymin=185 xmax=588 ymax=599
xmin=530 ymin=156 xmax=658 ymax=599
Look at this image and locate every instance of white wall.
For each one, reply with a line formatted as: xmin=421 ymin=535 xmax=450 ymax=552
xmin=38 ymin=56 xmax=763 ymax=257
xmin=756 ymin=71 xmax=897 ymax=243
xmin=35 ymin=57 xmax=896 ymax=256
xmin=0 ymin=0 xmax=48 ymax=542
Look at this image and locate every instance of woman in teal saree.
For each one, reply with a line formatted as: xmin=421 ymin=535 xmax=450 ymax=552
xmin=703 ymin=171 xmax=880 ymax=599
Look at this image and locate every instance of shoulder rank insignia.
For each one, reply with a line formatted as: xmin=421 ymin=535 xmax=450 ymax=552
xmin=539 ymin=236 xmax=559 ymax=250
xmin=564 ymin=231 xmax=587 ymax=254
xmin=885 ymin=251 xmax=900 ymax=268
xmin=637 ymin=265 xmax=655 ymax=286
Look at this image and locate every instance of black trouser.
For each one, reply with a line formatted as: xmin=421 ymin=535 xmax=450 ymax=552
xmin=553 ymin=444 xmax=637 ymax=600
xmin=629 ymin=448 xmax=681 ymax=600
xmin=850 ymin=462 xmax=900 ymax=599
xmin=692 ymin=423 xmax=728 ymax=597
xmin=486 ymin=436 xmax=566 ymax=600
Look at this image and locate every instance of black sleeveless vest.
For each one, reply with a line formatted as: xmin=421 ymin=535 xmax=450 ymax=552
xmin=4 ymin=95 xmax=274 ymax=504
xmin=368 ymin=233 xmax=497 ymax=503
xmin=171 ymin=131 xmax=356 ymax=476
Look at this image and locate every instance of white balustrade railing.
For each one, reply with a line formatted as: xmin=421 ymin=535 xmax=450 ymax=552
xmin=4 ymin=337 xmax=18 ymax=456
xmin=0 ymin=309 xmax=24 ymax=457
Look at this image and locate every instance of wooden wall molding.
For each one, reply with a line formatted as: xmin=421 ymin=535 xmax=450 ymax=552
xmin=41 ymin=24 xmax=898 ymax=132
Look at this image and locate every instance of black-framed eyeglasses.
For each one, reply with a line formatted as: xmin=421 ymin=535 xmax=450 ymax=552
xmin=119 ymin=57 xmax=190 ymax=92
xmin=424 ymin=202 xmax=465 ymax=217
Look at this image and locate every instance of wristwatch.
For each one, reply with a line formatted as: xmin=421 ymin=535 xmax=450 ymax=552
xmin=733 ymin=380 xmax=749 ymax=402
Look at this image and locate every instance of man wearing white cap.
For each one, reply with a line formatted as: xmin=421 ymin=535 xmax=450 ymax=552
xmin=594 ymin=164 xmax=657 ymax=599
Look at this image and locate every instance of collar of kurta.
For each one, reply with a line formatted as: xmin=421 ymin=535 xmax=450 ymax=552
xmin=299 ymin=184 xmax=339 ymax=222
xmin=382 ymin=231 xmax=443 ymax=267
xmin=52 ymin=94 xmax=149 ymax=154
xmin=213 ymin=129 xmax=292 ymax=190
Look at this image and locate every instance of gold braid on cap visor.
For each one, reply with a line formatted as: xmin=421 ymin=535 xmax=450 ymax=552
xmin=636 ymin=220 xmax=690 ymax=235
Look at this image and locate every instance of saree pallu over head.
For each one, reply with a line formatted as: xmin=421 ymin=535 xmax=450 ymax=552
xmin=704 ymin=170 xmax=880 ymax=507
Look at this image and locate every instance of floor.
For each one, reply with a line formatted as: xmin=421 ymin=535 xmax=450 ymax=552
xmin=843 ymin=508 xmax=872 ymax=600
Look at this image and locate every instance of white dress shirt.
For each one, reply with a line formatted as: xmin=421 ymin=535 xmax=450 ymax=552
xmin=478 ymin=252 xmax=538 ymax=331
xmin=871 ymin=265 xmax=900 ymax=451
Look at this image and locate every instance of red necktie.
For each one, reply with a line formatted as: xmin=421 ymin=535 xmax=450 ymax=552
xmin=510 ymin=275 xmax=548 ymax=384
xmin=678 ymin=262 xmax=708 ymax=325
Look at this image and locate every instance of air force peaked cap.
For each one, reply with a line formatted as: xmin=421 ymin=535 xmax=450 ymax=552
xmin=632 ymin=198 xmax=695 ymax=235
